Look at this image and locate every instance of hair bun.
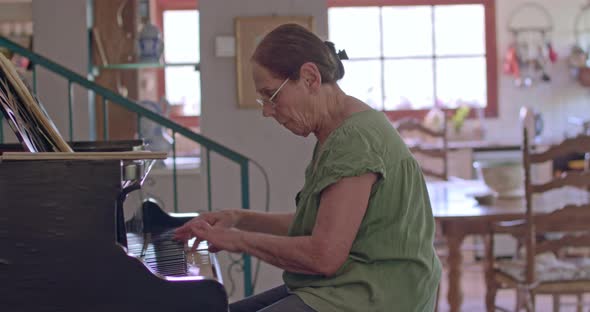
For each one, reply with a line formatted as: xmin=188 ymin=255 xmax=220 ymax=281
xmin=324 ymin=41 xmax=337 ymax=53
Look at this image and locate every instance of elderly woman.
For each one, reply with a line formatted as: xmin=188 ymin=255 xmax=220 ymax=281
xmin=175 ymin=24 xmax=441 ymax=312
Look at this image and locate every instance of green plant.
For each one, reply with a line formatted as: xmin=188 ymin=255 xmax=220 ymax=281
xmin=452 ymin=105 xmax=471 ymax=133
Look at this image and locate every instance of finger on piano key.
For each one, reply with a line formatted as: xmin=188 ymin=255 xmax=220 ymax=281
xmin=186 ymin=238 xmax=208 ymax=251
xmin=173 ymin=225 xmax=193 ymax=241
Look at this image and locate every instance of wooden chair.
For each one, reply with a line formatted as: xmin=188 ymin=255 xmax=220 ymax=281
xmin=484 ymin=129 xmax=590 ymax=312
xmin=396 ymin=117 xmax=448 ymax=181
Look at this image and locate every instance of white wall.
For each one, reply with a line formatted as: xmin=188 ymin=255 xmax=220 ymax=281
xmin=483 ymin=0 xmax=590 ymax=142
xmin=0 ymin=2 xmax=31 ymax=22
xmin=199 ymin=0 xmax=326 ymax=301
xmin=32 ymin=0 xmax=90 ymax=142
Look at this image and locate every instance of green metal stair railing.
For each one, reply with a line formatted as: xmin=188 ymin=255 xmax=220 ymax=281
xmin=0 ymin=36 xmax=253 ymax=296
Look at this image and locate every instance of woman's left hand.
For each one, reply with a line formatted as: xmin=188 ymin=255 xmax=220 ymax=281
xmin=176 ymin=220 xmax=243 ymax=253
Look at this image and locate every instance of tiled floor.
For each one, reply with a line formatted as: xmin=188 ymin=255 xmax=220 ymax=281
xmin=437 ymin=260 xmax=590 ymax=312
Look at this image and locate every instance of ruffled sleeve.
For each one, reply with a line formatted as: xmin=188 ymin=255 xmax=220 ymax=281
xmin=312 ymin=125 xmax=387 ymax=195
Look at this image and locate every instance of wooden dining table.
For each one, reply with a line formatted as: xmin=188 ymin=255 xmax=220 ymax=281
xmin=428 ymin=179 xmax=589 ymax=312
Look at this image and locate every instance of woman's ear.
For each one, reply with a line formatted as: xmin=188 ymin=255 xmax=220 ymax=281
xmin=299 ymin=62 xmax=321 ymax=92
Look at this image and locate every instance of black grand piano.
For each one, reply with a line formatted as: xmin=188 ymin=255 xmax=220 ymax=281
xmin=0 ymin=141 xmax=228 ymax=312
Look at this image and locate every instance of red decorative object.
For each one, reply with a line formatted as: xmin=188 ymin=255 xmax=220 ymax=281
xmin=503 ymin=45 xmax=520 ymax=78
xmin=547 ymin=43 xmax=558 ymax=63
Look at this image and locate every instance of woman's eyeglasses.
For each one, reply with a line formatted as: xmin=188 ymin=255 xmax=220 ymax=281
xmin=256 ymin=78 xmax=289 ymax=107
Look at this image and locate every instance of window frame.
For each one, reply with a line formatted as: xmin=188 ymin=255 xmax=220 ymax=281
xmin=154 ymin=0 xmax=200 ymax=128
xmin=327 ymin=0 xmax=498 ymax=120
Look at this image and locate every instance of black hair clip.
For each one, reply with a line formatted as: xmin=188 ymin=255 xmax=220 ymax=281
xmin=324 ymin=41 xmax=349 ymax=60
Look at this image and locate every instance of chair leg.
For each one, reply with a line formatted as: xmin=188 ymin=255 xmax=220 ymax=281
xmin=552 ymin=294 xmax=560 ymax=312
xmin=527 ymin=291 xmax=535 ymax=312
xmin=515 ymin=288 xmax=532 ymax=312
xmin=434 ymin=284 xmax=440 ymax=312
xmin=515 ymin=289 xmax=522 ymax=311
xmin=575 ymin=293 xmax=583 ymax=312
xmin=485 ymin=283 xmax=496 ymax=312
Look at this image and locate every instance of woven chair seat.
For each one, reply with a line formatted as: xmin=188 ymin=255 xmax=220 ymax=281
xmin=496 ymin=253 xmax=590 ymax=283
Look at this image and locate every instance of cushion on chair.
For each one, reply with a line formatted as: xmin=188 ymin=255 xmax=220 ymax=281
xmin=496 ymin=252 xmax=590 ymax=283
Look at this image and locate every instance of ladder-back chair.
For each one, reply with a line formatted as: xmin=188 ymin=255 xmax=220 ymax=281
xmin=485 ymin=129 xmax=590 ymax=312
xmin=396 ymin=117 xmax=448 ymax=181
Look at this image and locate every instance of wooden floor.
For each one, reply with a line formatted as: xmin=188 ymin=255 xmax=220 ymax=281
xmin=437 ymin=259 xmax=590 ymax=312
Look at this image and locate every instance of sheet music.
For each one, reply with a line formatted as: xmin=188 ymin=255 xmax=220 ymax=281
xmin=0 ymin=53 xmax=72 ymax=152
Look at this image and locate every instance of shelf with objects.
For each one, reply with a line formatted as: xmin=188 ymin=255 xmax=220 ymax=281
xmin=89 ymin=0 xmax=201 ymax=161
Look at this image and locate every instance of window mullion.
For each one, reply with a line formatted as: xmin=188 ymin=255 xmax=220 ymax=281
xmin=431 ymin=5 xmax=437 ymax=109
xmin=379 ymin=6 xmax=386 ymax=111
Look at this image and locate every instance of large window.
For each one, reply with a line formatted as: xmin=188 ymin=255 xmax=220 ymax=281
xmin=155 ymin=0 xmax=200 ymax=128
xmin=163 ymin=10 xmax=200 ymax=116
xmin=154 ymin=0 xmax=200 ymax=157
xmin=328 ymin=0 xmax=497 ymax=119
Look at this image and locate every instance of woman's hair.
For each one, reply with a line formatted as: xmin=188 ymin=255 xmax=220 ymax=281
xmin=252 ymin=23 xmax=345 ymax=83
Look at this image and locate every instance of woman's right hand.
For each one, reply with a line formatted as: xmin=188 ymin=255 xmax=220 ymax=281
xmin=173 ymin=210 xmax=240 ymax=242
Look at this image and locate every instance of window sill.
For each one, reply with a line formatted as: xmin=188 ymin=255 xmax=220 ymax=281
xmin=150 ymin=156 xmax=201 ymax=176
xmin=150 ymin=167 xmax=201 ymax=176
xmin=383 ymin=106 xmax=497 ymax=122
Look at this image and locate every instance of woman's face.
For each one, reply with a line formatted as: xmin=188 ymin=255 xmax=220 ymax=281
xmin=251 ymin=62 xmax=316 ymax=137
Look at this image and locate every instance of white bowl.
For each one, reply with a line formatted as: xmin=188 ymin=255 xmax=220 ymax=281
xmin=473 ymin=161 xmax=524 ymax=198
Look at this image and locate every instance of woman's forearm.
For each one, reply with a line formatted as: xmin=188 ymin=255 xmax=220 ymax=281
xmin=237 ymin=231 xmax=331 ymax=276
xmin=234 ymin=210 xmax=294 ymax=236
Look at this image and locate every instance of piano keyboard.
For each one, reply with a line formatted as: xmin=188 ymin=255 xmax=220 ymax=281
xmin=126 ymin=230 xmax=214 ymax=278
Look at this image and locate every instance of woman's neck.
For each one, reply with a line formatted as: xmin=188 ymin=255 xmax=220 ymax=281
xmin=313 ymin=86 xmax=369 ymax=144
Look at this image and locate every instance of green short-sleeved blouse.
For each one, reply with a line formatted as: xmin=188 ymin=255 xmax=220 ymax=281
xmin=283 ymin=110 xmax=441 ymax=312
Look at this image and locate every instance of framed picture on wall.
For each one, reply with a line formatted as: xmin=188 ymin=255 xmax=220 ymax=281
xmin=235 ymin=15 xmax=314 ymax=109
